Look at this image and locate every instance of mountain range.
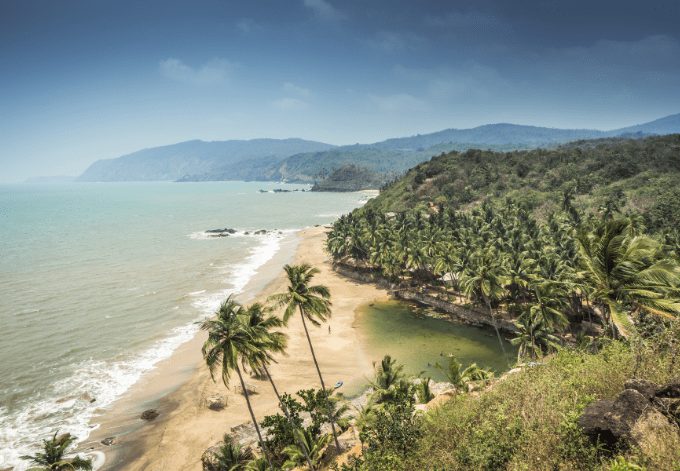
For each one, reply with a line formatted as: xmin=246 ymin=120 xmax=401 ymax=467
xmin=77 ymin=113 xmax=680 ymax=185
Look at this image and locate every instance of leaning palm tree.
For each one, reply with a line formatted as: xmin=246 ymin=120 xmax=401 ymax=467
xmin=269 ymin=264 xmax=342 ymax=451
xmin=201 ymin=296 xmax=273 ymax=469
xmin=21 ymin=432 xmax=92 ymax=471
xmin=578 ymin=218 xmax=680 ymax=338
xmin=241 ymin=303 xmax=315 ymax=470
xmin=435 ymin=355 xmax=494 ymax=391
xmin=371 ymin=354 xmax=404 ymax=391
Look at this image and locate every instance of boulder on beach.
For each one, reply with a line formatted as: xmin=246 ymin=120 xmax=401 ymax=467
xmin=141 ymin=409 xmax=160 ymax=421
xmin=101 ymin=436 xmax=116 ymax=446
xmin=206 ymin=394 xmax=226 ymax=411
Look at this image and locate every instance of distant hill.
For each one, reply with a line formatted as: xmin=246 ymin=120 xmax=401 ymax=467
xmin=78 ymin=138 xmax=334 ymax=182
xmin=76 ymin=114 xmax=680 ymax=184
xmin=268 ymin=117 xmax=679 ymax=184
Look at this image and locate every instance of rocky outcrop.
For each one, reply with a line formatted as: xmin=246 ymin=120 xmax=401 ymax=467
xmin=235 ymin=383 xmax=259 ymax=396
xmin=578 ymin=380 xmax=680 ymax=450
xmin=140 ymin=409 xmax=160 ymax=421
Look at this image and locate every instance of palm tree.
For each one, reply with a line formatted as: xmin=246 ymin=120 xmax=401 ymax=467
xmin=435 ymin=355 xmax=494 ymax=391
xmin=204 ymin=434 xmax=255 ymax=471
xmin=282 ymin=429 xmax=332 ymax=470
xmin=201 ymin=297 xmax=273 ymax=469
xmin=511 ymin=311 xmax=561 ymax=362
xmin=371 ymin=354 xmax=404 ymax=391
xmin=578 ymin=218 xmax=680 ymax=338
xmin=241 ymin=303 xmax=315 ymax=470
xmin=20 ymin=432 xmax=92 ymax=471
xmin=269 ymin=264 xmax=341 ymax=451
xmin=415 ymin=376 xmax=434 ymax=404
xmin=461 ymin=251 xmax=509 ymax=357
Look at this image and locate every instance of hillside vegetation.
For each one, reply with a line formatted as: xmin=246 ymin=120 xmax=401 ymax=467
xmin=326 ymin=134 xmax=680 ymax=470
xmin=366 ymin=135 xmax=680 ymax=233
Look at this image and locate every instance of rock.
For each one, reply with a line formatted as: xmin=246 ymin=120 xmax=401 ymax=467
xmin=579 ymin=387 xmax=675 ymax=450
xmin=235 ymin=383 xmax=258 ymax=395
xmin=230 ymin=422 xmax=257 ymax=447
xmin=655 ymin=382 xmax=680 ymax=398
xmin=254 ymin=229 xmax=267 ymax=235
xmin=206 ymin=394 xmax=225 ymax=411
xmin=101 ymin=436 xmax=116 ymax=446
xmin=624 ymin=379 xmax=658 ymax=399
xmin=578 ymin=399 xmax=618 ymax=447
xmin=55 ymin=433 xmax=73 ymax=446
xmin=201 ymin=444 xmax=223 ymax=471
xmin=141 ymin=409 xmax=160 ymax=421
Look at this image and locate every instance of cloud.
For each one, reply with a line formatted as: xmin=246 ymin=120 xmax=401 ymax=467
xmin=302 ymin=0 xmax=344 ymax=21
xmin=159 ymin=58 xmax=233 ymax=85
xmin=365 ymin=31 xmax=426 ymax=53
xmin=272 ymin=97 xmax=309 ymax=110
xmin=368 ymin=93 xmax=429 ymax=112
xmin=283 ymin=82 xmax=312 ymax=97
xmin=236 ymin=18 xmax=262 ymax=33
xmin=393 ymin=63 xmax=509 ymax=100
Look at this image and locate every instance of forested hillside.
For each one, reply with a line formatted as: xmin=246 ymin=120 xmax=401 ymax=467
xmin=366 ymin=134 xmax=680 ymax=233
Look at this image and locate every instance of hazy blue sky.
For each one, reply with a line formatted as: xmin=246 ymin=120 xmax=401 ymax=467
xmin=1 ymin=0 xmax=680 ymax=181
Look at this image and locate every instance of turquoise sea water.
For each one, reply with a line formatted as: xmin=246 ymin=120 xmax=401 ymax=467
xmin=0 ymin=181 xmax=366 ymax=469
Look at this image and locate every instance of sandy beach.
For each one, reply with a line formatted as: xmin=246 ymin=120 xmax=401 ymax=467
xmin=90 ymin=226 xmax=388 ymax=470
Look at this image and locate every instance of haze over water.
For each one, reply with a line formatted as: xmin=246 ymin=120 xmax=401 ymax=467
xmin=0 ymin=181 xmax=366 ymax=469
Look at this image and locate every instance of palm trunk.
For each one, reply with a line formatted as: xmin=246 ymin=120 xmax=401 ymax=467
xmin=298 ymin=306 xmax=342 ymax=452
xmin=485 ymin=298 xmax=508 ymax=360
xmin=236 ymin=365 xmax=273 ymax=470
xmin=262 ymin=364 xmax=315 ymax=470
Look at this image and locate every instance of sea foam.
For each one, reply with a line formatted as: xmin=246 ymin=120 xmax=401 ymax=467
xmin=0 ymin=231 xmax=291 ymax=471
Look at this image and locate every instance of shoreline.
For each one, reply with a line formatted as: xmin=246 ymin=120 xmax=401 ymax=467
xmin=87 ymin=226 xmax=389 ymax=470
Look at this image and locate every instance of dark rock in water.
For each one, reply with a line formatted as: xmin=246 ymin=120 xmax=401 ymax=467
xmin=141 ymin=409 xmax=160 ymax=421
xmin=101 ymin=436 xmax=116 ymax=446
xmin=624 ymin=378 xmax=658 ymax=399
xmin=244 ymin=231 xmax=250 ymax=235
xmin=206 ymin=228 xmax=237 ymax=235
xmin=254 ymin=229 xmax=267 ymax=235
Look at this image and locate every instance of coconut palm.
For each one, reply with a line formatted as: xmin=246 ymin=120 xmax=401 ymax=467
xmin=201 ymin=297 xmax=273 ymax=469
xmin=205 ymin=434 xmax=255 ymax=471
xmin=578 ymin=218 xmax=680 ymax=337
xmin=241 ymin=303 xmax=315 ymax=470
xmin=20 ymin=432 xmax=92 ymax=471
xmin=511 ymin=311 xmax=561 ymax=362
xmin=461 ymin=251 xmax=509 ymax=357
xmin=371 ymin=354 xmax=404 ymax=391
xmin=415 ymin=376 xmax=434 ymax=404
xmin=435 ymin=355 xmax=494 ymax=390
xmin=282 ymin=429 xmax=332 ymax=470
xmin=269 ymin=264 xmax=341 ymax=451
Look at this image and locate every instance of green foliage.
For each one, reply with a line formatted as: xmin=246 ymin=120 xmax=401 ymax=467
xmin=435 ymin=355 xmax=494 ymax=390
xmin=21 ymin=432 xmax=92 ymax=471
xmin=205 ymin=434 xmax=255 ymax=471
xmin=365 ymin=135 xmax=680 ymax=220
xmin=415 ymin=376 xmax=435 ymax=404
xmin=398 ymin=340 xmax=678 ymax=470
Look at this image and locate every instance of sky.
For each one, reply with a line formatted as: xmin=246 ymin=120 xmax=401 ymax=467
xmin=1 ymin=0 xmax=680 ymax=182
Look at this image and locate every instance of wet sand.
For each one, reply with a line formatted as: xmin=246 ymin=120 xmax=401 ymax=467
xmin=88 ymin=226 xmax=388 ymax=470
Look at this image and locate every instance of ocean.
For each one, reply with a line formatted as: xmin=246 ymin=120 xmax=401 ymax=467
xmin=0 ymin=181 xmax=366 ymax=470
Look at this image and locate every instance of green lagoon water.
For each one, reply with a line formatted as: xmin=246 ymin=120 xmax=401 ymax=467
xmin=356 ymin=301 xmax=516 ymax=383
xmin=0 ymin=181 xmax=367 ymax=469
